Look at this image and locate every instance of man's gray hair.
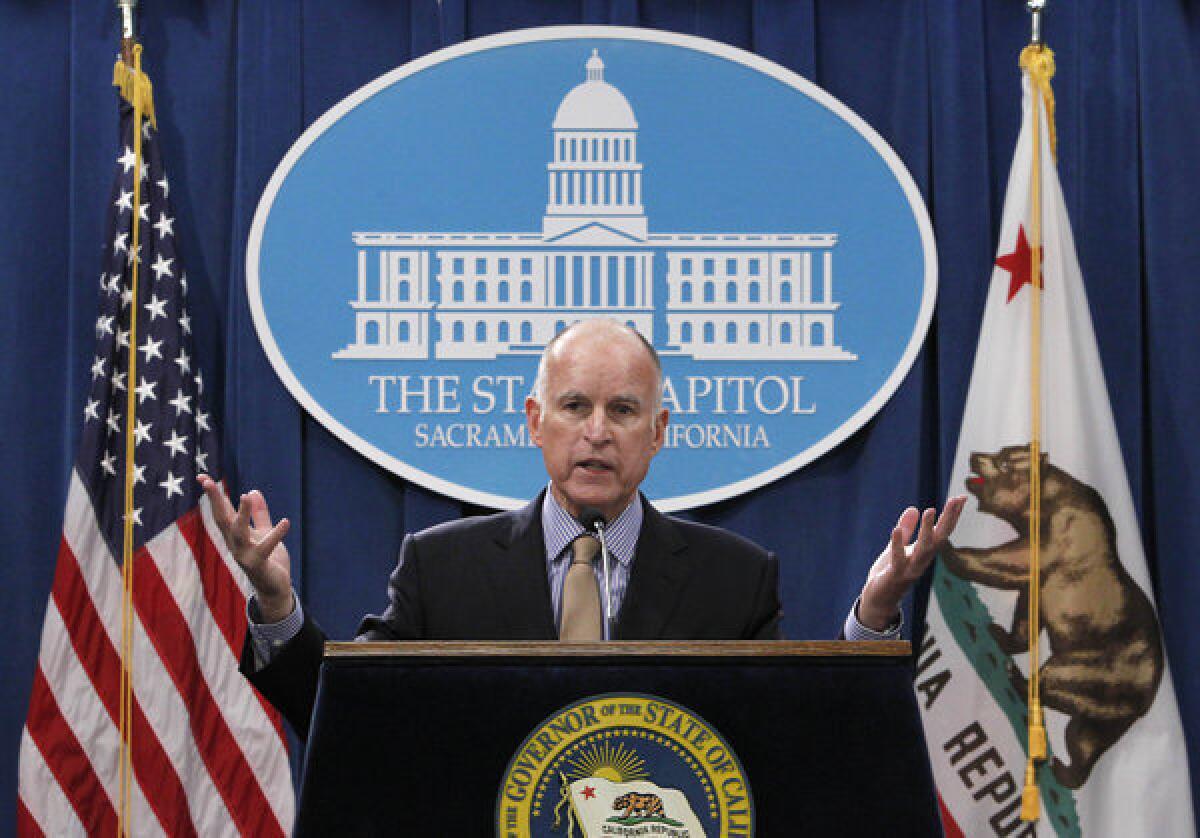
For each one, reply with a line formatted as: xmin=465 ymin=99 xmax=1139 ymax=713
xmin=529 ymin=318 xmax=663 ymax=409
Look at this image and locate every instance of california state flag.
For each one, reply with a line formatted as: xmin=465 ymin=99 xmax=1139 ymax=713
xmin=916 ymin=52 xmax=1195 ymax=836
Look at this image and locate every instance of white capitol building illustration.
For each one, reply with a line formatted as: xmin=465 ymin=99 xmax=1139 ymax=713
xmin=335 ymin=50 xmax=855 ymax=362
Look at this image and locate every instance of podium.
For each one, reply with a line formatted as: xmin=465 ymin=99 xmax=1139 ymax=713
xmin=296 ymin=641 xmax=940 ymax=836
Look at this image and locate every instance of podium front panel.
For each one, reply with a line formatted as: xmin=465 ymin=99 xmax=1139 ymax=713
xmin=296 ymin=642 xmax=939 ymax=836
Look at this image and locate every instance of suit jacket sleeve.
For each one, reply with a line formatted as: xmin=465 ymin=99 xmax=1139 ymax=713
xmin=240 ymin=611 xmax=327 ymax=742
xmin=239 ymin=533 xmax=426 ymax=740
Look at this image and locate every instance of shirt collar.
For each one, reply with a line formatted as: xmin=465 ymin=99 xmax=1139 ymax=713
xmin=542 ymin=486 xmax=642 ymax=568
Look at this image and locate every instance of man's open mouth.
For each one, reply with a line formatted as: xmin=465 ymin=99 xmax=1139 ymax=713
xmin=576 ymin=459 xmax=614 ymax=473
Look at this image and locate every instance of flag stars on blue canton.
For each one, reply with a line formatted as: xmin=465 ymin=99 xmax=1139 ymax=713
xmin=133 ymin=419 xmax=153 ymax=446
xmin=117 ymin=146 xmax=137 ymax=172
xmin=135 ymin=376 xmax=157 ymax=404
xmin=144 ymin=293 xmax=168 ymax=321
xmin=159 ymin=472 xmax=184 ymax=500
xmin=151 ymin=253 xmax=173 ymax=280
xmin=78 ymin=102 xmax=223 ymax=552
xmin=139 ymin=334 xmax=163 ymax=362
xmin=168 ymin=390 xmax=192 ymax=416
xmin=153 ymin=212 xmax=174 ymax=239
xmin=163 ymin=430 xmax=188 ymax=458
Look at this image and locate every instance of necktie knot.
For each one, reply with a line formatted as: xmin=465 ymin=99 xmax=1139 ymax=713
xmin=571 ymin=534 xmax=600 ymax=566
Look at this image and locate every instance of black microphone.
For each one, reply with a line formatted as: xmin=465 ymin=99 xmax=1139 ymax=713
xmin=578 ymin=507 xmax=607 ymax=534
xmin=577 ymin=507 xmax=613 ymax=640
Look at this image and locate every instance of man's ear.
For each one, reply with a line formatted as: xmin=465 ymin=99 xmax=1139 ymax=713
xmin=650 ymin=408 xmax=669 ymax=452
xmin=525 ymin=396 xmax=544 ymax=447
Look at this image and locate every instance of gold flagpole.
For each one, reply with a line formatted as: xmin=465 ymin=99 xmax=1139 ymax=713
xmin=1019 ymin=0 xmax=1057 ymax=822
xmin=113 ymin=0 xmax=156 ymax=832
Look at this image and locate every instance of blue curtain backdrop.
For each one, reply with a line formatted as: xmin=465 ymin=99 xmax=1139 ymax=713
xmin=2 ymin=0 xmax=1198 ymax=828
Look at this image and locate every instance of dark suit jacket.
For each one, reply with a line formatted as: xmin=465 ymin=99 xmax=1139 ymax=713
xmin=244 ymin=492 xmax=783 ymax=738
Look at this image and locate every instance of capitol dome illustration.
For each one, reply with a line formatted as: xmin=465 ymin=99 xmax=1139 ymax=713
xmin=552 ymin=50 xmax=638 ymax=130
xmin=335 ymin=51 xmax=855 ymax=363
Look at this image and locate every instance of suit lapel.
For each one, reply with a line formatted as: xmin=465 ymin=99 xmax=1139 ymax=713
xmin=483 ymin=492 xmax=558 ymax=639
xmin=615 ymin=498 xmax=690 ymax=640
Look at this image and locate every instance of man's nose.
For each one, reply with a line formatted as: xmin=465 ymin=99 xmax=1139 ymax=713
xmin=582 ymin=410 xmax=613 ymax=442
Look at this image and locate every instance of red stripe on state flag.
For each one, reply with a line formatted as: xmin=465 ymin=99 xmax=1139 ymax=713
xmin=50 ymin=536 xmax=199 ymax=836
xmin=937 ymin=793 xmax=966 ymax=838
xmin=132 ymin=545 xmax=286 ymax=838
xmin=24 ymin=667 xmax=118 ymax=838
xmin=174 ymin=506 xmax=291 ymax=744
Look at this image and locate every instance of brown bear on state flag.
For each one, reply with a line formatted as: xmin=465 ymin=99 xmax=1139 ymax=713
xmin=941 ymin=445 xmax=1163 ymax=789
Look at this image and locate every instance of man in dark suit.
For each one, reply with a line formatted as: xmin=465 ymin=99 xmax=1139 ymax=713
xmin=200 ymin=318 xmax=963 ymax=738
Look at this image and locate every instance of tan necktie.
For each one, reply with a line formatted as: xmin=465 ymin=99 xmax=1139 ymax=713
xmin=559 ymin=535 xmax=602 ymax=641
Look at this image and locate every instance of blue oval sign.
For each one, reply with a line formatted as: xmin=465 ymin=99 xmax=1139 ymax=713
xmin=247 ymin=26 xmax=936 ymax=511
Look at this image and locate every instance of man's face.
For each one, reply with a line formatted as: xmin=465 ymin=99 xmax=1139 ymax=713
xmin=526 ymin=324 xmax=668 ymax=524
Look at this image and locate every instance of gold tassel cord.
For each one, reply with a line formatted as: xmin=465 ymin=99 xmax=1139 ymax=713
xmin=1018 ymin=43 xmax=1056 ymax=825
xmin=1020 ymin=46 xmax=1057 ymax=162
xmin=113 ymin=41 xmax=155 ymax=838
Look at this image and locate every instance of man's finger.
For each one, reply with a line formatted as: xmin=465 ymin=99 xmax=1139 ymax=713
xmin=234 ymin=493 xmax=254 ymax=542
xmin=896 ymin=506 xmax=919 ymax=544
xmin=198 ymin=475 xmax=235 ymax=538
xmin=913 ymin=507 xmax=936 ymax=554
xmin=257 ymin=518 xmax=291 ymax=559
xmin=934 ymin=495 xmax=967 ymax=542
xmin=888 ymin=526 xmax=906 ymax=569
xmin=248 ymin=490 xmax=273 ymax=531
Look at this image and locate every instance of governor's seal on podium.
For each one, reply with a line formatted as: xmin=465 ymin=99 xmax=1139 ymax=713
xmin=497 ymin=693 xmax=753 ymax=837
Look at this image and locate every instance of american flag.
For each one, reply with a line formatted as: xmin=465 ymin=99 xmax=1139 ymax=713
xmin=17 ymin=65 xmax=294 ymax=836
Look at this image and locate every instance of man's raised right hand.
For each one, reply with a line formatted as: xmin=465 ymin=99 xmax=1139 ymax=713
xmin=198 ymin=474 xmax=295 ymax=623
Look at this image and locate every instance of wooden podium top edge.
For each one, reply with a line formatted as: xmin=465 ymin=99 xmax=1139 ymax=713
xmin=323 ymin=640 xmax=911 ymax=658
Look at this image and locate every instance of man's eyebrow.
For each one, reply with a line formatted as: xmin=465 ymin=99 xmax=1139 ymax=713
xmin=555 ymin=389 xmax=589 ymax=403
xmin=608 ymin=394 xmax=642 ymax=408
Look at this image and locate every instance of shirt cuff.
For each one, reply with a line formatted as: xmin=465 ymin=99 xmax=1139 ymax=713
xmin=843 ymin=595 xmax=903 ymax=641
xmin=246 ymin=593 xmax=304 ymax=670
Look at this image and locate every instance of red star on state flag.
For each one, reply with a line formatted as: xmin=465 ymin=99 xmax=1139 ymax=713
xmin=582 ymin=786 xmax=596 ymax=800
xmin=995 ymin=224 xmax=1043 ymax=302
